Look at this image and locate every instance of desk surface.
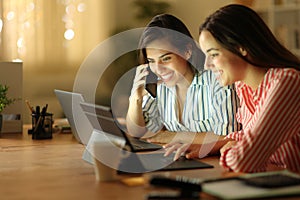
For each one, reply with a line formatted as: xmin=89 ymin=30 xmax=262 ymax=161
xmin=0 ymin=130 xmax=298 ymax=200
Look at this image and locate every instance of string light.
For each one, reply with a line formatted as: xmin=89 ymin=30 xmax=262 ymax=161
xmin=0 ymin=0 xmax=86 ymax=60
xmin=64 ymin=29 xmax=75 ymax=40
xmin=60 ymin=0 xmax=86 ymax=41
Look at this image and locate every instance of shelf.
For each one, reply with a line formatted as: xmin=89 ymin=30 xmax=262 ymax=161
xmin=254 ymin=0 xmax=300 ymax=54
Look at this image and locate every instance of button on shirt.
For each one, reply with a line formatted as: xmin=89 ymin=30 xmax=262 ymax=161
xmin=142 ymin=70 xmax=241 ymax=136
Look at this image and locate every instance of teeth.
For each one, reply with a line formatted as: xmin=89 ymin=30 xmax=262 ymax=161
xmin=161 ymin=73 xmax=172 ymax=80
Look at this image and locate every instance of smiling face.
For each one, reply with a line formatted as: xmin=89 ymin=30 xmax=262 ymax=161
xmin=146 ymin=38 xmax=193 ymax=87
xmin=199 ymin=30 xmax=247 ymax=86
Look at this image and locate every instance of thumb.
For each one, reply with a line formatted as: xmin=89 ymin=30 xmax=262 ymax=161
xmin=186 ymin=151 xmax=199 ymax=159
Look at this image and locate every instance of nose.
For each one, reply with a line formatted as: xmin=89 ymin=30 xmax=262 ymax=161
xmin=204 ymin=56 xmax=214 ymax=70
xmin=151 ymin=61 xmax=166 ymax=74
xmin=156 ymin=63 xmax=166 ymax=74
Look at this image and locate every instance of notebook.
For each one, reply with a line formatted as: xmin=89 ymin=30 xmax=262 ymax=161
xmin=54 ymin=89 xmax=93 ymax=145
xmin=202 ymin=170 xmax=300 ymax=199
xmin=80 ymin=102 xmax=213 ymax=172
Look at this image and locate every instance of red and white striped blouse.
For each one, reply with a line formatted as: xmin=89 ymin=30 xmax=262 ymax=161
xmin=220 ymin=68 xmax=300 ymax=173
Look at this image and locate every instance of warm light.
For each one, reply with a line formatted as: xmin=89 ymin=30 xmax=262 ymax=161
xmin=65 ymin=20 xmax=74 ymax=29
xmin=17 ymin=38 xmax=24 ymax=48
xmin=7 ymin=11 xmax=15 ymax=21
xmin=62 ymin=14 xmax=69 ymax=23
xmin=64 ymin=29 xmax=75 ymax=40
xmin=26 ymin=2 xmax=35 ymax=12
xmin=24 ymin=21 xmax=31 ymax=29
xmin=12 ymin=59 xmax=23 ymax=62
xmin=0 ymin=19 xmax=3 ymax=32
xmin=66 ymin=4 xmax=76 ymax=15
xmin=77 ymin=3 xmax=86 ymax=12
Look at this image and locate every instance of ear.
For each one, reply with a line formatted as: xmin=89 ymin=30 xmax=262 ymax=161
xmin=185 ymin=50 xmax=192 ymax=60
xmin=185 ymin=44 xmax=193 ymax=60
xmin=239 ymin=47 xmax=247 ymax=56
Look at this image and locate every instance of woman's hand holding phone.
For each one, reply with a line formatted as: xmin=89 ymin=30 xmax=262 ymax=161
xmin=130 ymin=64 xmax=150 ymax=101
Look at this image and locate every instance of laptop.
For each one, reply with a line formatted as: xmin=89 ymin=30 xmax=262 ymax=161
xmin=80 ymin=101 xmax=162 ymax=152
xmin=54 ymin=89 xmax=93 ymax=145
xmin=80 ymin=102 xmax=213 ymax=172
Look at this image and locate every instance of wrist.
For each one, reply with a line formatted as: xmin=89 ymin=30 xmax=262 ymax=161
xmin=129 ymin=94 xmax=143 ymax=104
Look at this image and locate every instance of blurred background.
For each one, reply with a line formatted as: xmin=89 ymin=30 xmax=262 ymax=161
xmin=0 ymin=0 xmax=298 ymax=125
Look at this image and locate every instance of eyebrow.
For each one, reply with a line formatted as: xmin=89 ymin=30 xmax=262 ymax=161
xmin=147 ymin=52 xmax=173 ymax=60
xmin=159 ymin=52 xmax=173 ymax=58
xmin=206 ymin=48 xmax=219 ymax=53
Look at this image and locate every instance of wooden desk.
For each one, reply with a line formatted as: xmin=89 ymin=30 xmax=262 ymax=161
xmin=0 ymin=131 xmax=298 ymax=200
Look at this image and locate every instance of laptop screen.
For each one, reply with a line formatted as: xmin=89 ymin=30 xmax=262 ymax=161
xmin=80 ymin=102 xmax=126 ymax=140
xmin=54 ymin=89 xmax=93 ymax=145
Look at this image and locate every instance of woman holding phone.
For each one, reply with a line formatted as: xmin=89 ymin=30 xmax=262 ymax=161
xmin=126 ymin=14 xmax=240 ymax=145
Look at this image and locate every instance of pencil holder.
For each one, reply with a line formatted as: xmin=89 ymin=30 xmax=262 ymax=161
xmin=30 ymin=112 xmax=53 ymax=140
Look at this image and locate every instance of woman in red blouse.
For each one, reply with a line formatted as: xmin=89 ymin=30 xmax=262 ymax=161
xmin=164 ymin=4 xmax=300 ymax=173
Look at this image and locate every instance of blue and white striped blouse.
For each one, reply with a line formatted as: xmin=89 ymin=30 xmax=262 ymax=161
xmin=142 ymin=70 xmax=241 ymax=136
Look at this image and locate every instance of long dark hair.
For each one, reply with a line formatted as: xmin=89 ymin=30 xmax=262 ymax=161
xmin=138 ymin=14 xmax=204 ymax=71
xmin=200 ymin=4 xmax=300 ymax=70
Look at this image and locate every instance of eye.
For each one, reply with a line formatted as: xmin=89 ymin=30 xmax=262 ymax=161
xmin=147 ymin=59 xmax=155 ymax=64
xmin=161 ymin=56 xmax=172 ymax=63
xmin=210 ymin=53 xmax=218 ymax=59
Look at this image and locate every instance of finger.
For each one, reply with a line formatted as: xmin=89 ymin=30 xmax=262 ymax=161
xmin=146 ymin=138 xmax=157 ymax=143
xmin=185 ymin=151 xmax=199 ymax=159
xmin=163 ymin=143 xmax=182 ymax=157
xmin=133 ymin=71 xmax=148 ymax=84
xmin=173 ymin=144 xmax=189 ymax=161
xmin=134 ymin=65 xmax=149 ymax=80
xmin=163 ymin=141 xmax=179 ymax=149
xmin=132 ymin=79 xmax=146 ymax=90
xmin=136 ymin=64 xmax=148 ymax=72
xmin=220 ymin=142 xmax=232 ymax=155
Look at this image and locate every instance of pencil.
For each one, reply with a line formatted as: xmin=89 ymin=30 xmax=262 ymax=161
xmin=25 ymin=100 xmax=34 ymax=113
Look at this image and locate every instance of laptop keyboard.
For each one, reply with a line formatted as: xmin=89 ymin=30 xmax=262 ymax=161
xmin=130 ymin=137 xmax=162 ymax=150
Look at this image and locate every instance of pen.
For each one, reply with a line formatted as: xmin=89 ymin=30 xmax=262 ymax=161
xmin=25 ymin=100 xmax=35 ymax=113
xmin=34 ymin=115 xmax=43 ymax=133
xmin=41 ymin=104 xmax=48 ymax=115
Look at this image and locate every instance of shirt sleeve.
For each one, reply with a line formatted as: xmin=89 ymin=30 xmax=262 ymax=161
xmin=220 ymin=70 xmax=300 ymax=172
xmin=142 ymin=94 xmax=164 ymax=133
xmin=210 ymin=74 xmax=241 ymax=136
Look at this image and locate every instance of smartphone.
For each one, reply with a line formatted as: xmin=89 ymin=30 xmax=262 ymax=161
xmin=145 ymin=66 xmax=158 ymax=98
